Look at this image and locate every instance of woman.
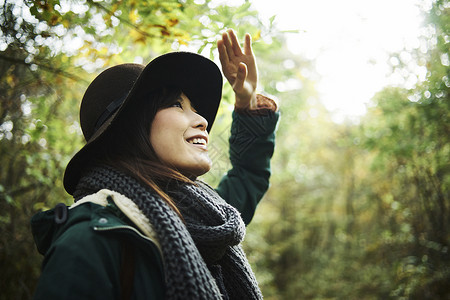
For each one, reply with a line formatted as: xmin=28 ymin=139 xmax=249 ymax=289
xmin=31 ymin=29 xmax=279 ymax=299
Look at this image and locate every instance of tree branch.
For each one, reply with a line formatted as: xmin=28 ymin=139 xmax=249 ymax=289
xmin=0 ymin=53 xmax=88 ymax=83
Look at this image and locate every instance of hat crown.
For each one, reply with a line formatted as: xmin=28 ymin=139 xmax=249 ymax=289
xmin=80 ymin=63 xmax=145 ymax=141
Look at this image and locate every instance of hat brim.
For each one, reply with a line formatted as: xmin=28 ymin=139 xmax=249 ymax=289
xmin=64 ymin=52 xmax=223 ymax=195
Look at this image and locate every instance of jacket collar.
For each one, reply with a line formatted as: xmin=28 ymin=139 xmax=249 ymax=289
xmin=73 ymin=189 xmax=161 ymax=251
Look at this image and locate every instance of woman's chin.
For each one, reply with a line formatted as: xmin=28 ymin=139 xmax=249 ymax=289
xmin=181 ymin=160 xmax=212 ymax=179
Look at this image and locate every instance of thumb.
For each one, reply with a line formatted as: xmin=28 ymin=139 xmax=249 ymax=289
xmin=233 ymin=62 xmax=247 ymax=92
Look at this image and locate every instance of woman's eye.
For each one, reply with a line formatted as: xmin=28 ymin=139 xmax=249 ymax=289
xmin=170 ymin=101 xmax=183 ymax=109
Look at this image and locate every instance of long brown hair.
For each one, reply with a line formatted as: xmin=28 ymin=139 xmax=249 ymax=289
xmin=91 ymin=86 xmax=193 ymax=217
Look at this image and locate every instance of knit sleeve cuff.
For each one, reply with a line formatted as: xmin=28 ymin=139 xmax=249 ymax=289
xmin=234 ymin=94 xmax=279 ymax=115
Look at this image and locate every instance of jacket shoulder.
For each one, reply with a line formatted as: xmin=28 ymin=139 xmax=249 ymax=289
xmin=32 ymin=190 xmax=162 ymax=260
xmin=32 ymin=200 xmax=165 ymax=299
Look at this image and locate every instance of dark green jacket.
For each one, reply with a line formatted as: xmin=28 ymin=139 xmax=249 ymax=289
xmin=31 ymin=111 xmax=279 ymax=299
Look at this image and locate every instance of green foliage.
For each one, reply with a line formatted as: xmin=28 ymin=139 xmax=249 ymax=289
xmin=242 ymin=1 xmax=449 ymax=299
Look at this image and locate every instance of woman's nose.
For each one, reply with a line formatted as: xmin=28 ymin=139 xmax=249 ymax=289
xmin=192 ymin=111 xmax=208 ymax=130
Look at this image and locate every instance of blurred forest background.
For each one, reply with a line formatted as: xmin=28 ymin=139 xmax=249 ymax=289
xmin=0 ymin=0 xmax=448 ymax=299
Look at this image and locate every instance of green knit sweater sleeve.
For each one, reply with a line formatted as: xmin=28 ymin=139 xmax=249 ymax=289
xmin=216 ymin=110 xmax=279 ymax=225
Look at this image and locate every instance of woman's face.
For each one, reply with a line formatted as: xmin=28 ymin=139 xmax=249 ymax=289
xmin=150 ymin=93 xmax=212 ymax=177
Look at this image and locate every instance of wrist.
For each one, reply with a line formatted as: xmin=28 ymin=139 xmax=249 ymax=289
xmin=234 ymin=92 xmax=257 ymax=111
xmin=234 ymin=93 xmax=278 ymax=115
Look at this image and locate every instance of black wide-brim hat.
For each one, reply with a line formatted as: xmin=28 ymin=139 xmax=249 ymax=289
xmin=64 ymin=52 xmax=223 ymax=195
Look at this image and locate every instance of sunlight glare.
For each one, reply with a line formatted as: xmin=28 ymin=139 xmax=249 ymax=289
xmin=251 ymin=0 xmax=425 ymax=121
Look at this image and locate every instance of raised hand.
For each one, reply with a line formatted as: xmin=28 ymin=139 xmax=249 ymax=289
xmin=217 ymin=29 xmax=258 ymax=110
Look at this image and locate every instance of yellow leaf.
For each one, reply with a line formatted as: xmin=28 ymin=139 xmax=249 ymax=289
xmin=6 ymin=75 xmax=14 ymax=87
xmin=62 ymin=19 xmax=70 ymax=28
xmin=129 ymin=9 xmax=139 ymax=24
xmin=33 ymin=202 xmax=50 ymax=211
xmin=111 ymin=3 xmax=119 ymax=14
xmin=166 ymin=18 xmax=179 ymax=27
xmin=130 ymin=29 xmax=146 ymax=44
xmin=178 ymin=39 xmax=188 ymax=46
xmin=253 ymin=30 xmax=261 ymax=41
xmin=135 ymin=36 xmax=146 ymax=44
xmin=98 ymin=47 xmax=109 ymax=56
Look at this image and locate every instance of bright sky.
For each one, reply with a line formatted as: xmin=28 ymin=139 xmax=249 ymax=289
xmin=249 ymin=0 xmax=429 ymax=121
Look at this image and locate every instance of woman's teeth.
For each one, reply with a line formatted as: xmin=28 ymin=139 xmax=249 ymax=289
xmin=188 ymin=138 xmax=207 ymax=145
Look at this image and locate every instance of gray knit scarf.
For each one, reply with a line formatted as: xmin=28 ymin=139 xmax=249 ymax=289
xmin=73 ymin=166 xmax=263 ymax=300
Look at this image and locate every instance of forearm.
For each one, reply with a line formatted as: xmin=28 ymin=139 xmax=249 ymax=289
xmin=216 ymin=95 xmax=279 ymax=224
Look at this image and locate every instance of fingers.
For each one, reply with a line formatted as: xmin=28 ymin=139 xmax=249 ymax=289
xmin=221 ymin=31 xmax=235 ymax=61
xmin=217 ymin=39 xmax=229 ymax=66
xmin=219 ymin=29 xmax=245 ymax=59
xmin=227 ymin=29 xmax=243 ymax=56
xmin=243 ymin=33 xmax=253 ymax=56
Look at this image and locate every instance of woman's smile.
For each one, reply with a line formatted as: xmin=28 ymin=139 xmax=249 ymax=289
xmin=185 ymin=134 xmax=208 ymax=150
